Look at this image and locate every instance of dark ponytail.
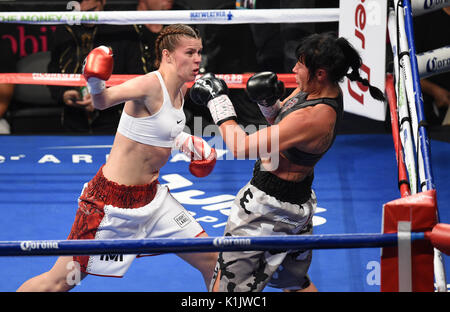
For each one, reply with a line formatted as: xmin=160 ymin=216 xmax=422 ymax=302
xmin=295 ymin=32 xmax=385 ymax=102
xmin=336 ymin=37 xmax=385 ymax=102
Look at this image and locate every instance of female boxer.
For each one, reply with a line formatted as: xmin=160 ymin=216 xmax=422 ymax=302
xmin=18 ymin=24 xmax=217 ymax=292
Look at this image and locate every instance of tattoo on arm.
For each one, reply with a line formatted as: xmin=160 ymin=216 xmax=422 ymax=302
xmin=316 ymin=124 xmax=334 ymax=152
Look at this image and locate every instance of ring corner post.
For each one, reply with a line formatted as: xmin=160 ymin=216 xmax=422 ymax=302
xmin=380 ymin=189 xmax=437 ymax=292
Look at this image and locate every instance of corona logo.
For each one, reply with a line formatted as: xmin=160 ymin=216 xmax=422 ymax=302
xmin=423 ymin=0 xmax=450 ymax=10
xmin=426 ymin=56 xmax=450 ymax=73
xmin=20 ymin=241 xmax=59 ymax=251
xmin=212 ymin=237 xmax=251 ymax=247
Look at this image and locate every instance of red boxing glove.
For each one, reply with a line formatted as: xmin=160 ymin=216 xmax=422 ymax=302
xmin=82 ymin=46 xmax=113 ymax=94
xmin=174 ymin=132 xmax=217 ymax=178
xmin=190 ymin=146 xmax=217 ymax=178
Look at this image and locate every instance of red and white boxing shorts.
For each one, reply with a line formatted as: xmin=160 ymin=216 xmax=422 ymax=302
xmin=67 ymin=166 xmax=205 ymax=277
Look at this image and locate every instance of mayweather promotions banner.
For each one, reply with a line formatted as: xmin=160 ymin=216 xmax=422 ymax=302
xmin=338 ymin=0 xmax=387 ymax=121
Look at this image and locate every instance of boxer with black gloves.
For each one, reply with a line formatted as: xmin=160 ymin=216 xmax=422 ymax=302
xmin=190 ymin=73 xmax=236 ymax=125
xmin=246 ymin=71 xmax=285 ymax=124
xmin=190 ymin=32 xmax=385 ymax=293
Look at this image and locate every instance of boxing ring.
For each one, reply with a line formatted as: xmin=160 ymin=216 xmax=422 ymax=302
xmin=0 ymin=0 xmax=449 ymax=293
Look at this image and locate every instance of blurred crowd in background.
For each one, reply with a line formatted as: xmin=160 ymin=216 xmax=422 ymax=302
xmin=0 ymin=0 xmax=448 ymax=141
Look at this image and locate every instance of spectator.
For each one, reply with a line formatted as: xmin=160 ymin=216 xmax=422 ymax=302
xmin=240 ymin=0 xmax=318 ymax=73
xmin=48 ymin=0 xmax=133 ymax=134
xmin=0 ymin=39 xmax=17 ymax=134
xmin=188 ymin=0 xmax=263 ymax=131
xmin=127 ymin=0 xmax=176 ymax=74
xmin=129 ymin=0 xmax=201 ymax=75
xmin=414 ymin=7 xmax=450 ymax=128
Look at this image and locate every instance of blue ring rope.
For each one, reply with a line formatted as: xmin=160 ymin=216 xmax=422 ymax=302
xmin=402 ymin=0 xmax=435 ymax=192
xmin=0 ymin=232 xmax=426 ymax=256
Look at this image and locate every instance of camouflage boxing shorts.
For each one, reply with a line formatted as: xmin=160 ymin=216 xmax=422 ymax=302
xmin=211 ymin=178 xmax=317 ymax=292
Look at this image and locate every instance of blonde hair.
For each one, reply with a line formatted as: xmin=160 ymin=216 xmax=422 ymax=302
xmin=154 ymin=24 xmax=201 ymax=68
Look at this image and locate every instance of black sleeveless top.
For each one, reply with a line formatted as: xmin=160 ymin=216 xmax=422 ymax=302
xmin=274 ymin=91 xmax=343 ymax=167
xmin=249 ymin=91 xmax=343 ymax=205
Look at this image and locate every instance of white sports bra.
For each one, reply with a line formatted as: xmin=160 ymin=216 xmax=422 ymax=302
xmin=117 ymin=71 xmax=186 ymax=148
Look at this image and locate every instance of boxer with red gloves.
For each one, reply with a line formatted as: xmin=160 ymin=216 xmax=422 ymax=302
xmin=18 ymin=24 xmax=218 ymax=292
xmin=173 ymin=131 xmax=217 ymax=178
xmin=83 ymin=47 xmax=217 ymax=178
xmin=82 ymin=45 xmax=113 ymax=95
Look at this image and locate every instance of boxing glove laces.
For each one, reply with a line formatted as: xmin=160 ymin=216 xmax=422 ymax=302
xmin=190 ymin=73 xmax=237 ymax=126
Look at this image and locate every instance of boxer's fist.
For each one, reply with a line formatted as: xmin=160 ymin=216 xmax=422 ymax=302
xmin=190 ymin=73 xmax=236 ymax=125
xmin=190 ymin=143 xmax=217 ymax=178
xmin=82 ymin=46 xmax=113 ymax=94
xmin=190 ymin=73 xmax=228 ymax=106
xmin=246 ymin=72 xmax=285 ymax=107
xmin=174 ymin=132 xmax=217 ymax=177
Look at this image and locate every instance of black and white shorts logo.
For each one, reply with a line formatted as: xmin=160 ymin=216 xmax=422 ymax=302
xmin=174 ymin=212 xmax=191 ymax=228
xmin=99 ymin=254 xmax=124 ymax=262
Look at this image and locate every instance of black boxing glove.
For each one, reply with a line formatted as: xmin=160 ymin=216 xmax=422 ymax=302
xmin=246 ymin=72 xmax=285 ymax=123
xmin=190 ymin=73 xmax=237 ymax=125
